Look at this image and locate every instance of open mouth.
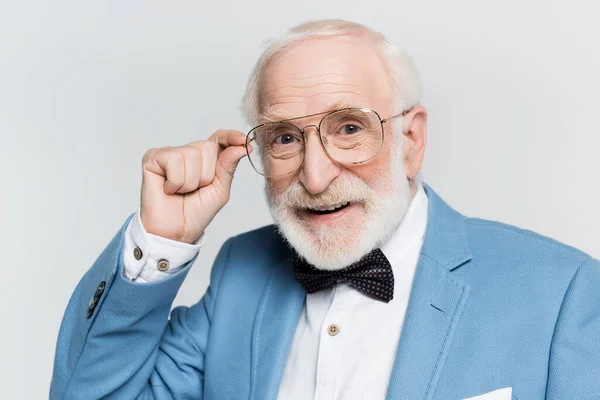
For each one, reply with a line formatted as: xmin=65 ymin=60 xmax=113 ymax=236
xmin=305 ymin=201 xmax=352 ymax=215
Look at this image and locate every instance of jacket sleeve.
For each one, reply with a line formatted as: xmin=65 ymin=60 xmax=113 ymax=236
xmin=50 ymin=215 xmax=232 ymax=399
xmin=546 ymin=257 xmax=600 ymax=399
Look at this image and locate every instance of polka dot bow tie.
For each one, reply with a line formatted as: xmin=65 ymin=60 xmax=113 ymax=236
xmin=292 ymin=249 xmax=394 ymax=303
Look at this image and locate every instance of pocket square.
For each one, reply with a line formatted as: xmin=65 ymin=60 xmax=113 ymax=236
xmin=463 ymin=387 xmax=512 ymax=400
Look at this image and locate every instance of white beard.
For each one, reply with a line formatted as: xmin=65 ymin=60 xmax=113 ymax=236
xmin=266 ymin=141 xmax=412 ymax=271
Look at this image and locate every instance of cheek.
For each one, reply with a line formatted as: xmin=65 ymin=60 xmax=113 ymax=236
xmin=346 ymin=143 xmax=395 ymax=187
xmin=267 ymin=175 xmax=295 ymax=197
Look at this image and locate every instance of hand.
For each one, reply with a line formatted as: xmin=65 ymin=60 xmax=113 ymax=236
xmin=140 ymin=130 xmax=249 ymax=244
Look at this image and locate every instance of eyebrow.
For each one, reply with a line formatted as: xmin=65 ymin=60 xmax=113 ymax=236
xmin=259 ymin=100 xmax=367 ymax=124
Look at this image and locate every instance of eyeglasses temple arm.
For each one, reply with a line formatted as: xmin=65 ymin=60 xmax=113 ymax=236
xmin=381 ymin=107 xmax=412 ymax=124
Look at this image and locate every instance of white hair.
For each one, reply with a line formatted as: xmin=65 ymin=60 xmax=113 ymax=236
xmin=242 ymin=19 xmax=422 ymax=125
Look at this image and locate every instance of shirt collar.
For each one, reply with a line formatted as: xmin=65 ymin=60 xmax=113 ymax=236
xmin=380 ymin=181 xmax=429 ymax=269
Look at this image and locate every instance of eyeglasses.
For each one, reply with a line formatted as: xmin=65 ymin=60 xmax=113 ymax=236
xmin=245 ymin=107 xmax=410 ymax=177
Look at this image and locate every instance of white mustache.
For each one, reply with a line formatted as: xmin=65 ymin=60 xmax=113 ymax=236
xmin=271 ymin=174 xmax=375 ymax=210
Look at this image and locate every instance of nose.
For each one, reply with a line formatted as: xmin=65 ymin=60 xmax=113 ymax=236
xmin=298 ymin=127 xmax=340 ymax=194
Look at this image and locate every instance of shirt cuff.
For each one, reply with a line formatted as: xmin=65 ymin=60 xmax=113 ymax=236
xmin=122 ymin=210 xmax=205 ymax=283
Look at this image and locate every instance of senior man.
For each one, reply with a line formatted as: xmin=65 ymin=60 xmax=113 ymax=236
xmin=51 ymin=20 xmax=600 ymax=400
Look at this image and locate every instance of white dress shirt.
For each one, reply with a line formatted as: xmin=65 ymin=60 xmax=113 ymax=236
xmin=123 ymin=184 xmax=428 ymax=399
xmin=277 ymin=185 xmax=428 ymax=400
xmin=122 ymin=211 xmax=204 ymax=283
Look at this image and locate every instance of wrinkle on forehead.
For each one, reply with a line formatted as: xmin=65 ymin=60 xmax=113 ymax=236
xmin=259 ymin=36 xmax=392 ymax=122
xmin=261 ymin=97 xmax=369 ymax=123
xmin=263 ymin=80 xmax=365 ymax=94
xmin=265 ymin=71 xmax=362 ymax=86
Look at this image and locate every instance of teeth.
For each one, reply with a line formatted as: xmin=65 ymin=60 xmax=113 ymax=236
xmin=310 ymin=201 xmax=350 ymax=212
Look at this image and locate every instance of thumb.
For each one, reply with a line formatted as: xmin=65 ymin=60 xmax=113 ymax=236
xmin=214 ymin=144 xmax=249 ymax=187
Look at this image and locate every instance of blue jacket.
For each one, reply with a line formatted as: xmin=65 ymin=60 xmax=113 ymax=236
xmin=50 ymin=185 xmax=600 ymax=399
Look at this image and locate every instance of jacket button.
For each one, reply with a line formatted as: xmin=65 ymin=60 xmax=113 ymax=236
xmin=157 ymin=259 xmax=170 ymax=272
xmin=86 ymin=281 xmax=106 ymax=319
xmin=95 ymin=281 xmax=106 ymax=297
xmin=133 ymin=247 xmax=143 ymax=260
xmin=86 ymin=298 xmax=97 ymax=319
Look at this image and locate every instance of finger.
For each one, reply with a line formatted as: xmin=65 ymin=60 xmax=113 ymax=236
xmin=187 ymin=130 xmax=245 ymax=154
xmin=178 ymin=144 xmax=222 ymax=193
xmin=153 ymin=148 xmax=185 ymax=195
xmin=178 ymin=146 xmax=203 ymax=193
xmin=198 ymin=142 xmax=218 ymax=187
xmin=205 ymin=129 xmax=247 ymax=152
xmin=214 ymin=144 xmax=249 ymax=188
xmin=143 ymin=147 xmax=170 ymax=179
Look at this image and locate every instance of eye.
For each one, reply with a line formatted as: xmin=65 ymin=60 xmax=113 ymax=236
xmin=274 ymin=133 xmax=299 ymax=145
xmin=340 ymin=124 xmax=361 ymax=135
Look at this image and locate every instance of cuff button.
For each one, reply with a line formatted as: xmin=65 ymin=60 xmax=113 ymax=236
xmin=133 ymin=247 xmax=143 ymax=260
xmin=157 ymin=259 xmax=170 ymax=272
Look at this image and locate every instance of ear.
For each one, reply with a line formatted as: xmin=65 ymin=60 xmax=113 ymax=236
xmin=401 ymin=106 xmax=427 ymax=180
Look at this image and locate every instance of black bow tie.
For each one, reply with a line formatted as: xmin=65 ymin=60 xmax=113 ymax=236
xmin=292 ymin=248 xmax=394 ymax=303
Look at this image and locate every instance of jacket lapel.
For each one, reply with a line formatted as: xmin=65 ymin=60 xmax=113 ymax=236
xmin=250 ymin=256 xmax=306 ymax=400
xmin=386 ymin=184 xmax=473 ymax=400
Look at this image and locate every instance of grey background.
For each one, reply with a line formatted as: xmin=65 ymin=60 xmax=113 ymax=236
xmin=1 ymin=0 xmax=599 ymax=398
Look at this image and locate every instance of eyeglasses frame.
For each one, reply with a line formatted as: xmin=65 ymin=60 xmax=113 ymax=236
xmin=245 ymin=107 xmax=412 ymax=177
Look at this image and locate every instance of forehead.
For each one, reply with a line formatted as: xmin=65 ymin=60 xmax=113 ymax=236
xmin=260 ymin=36 xmax=392 ymax=122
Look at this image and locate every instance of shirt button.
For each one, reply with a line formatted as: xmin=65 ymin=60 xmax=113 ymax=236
xmin=327 ymin=324 xmax=340 ymax=336
xmin=157 ymin=259 xmax=170 ymax=271
xmin=133 ymin=247 xmax=143 ymax=260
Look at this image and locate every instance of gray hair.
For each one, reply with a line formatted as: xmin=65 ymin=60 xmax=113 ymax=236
xmin=242 ymin=19 xmax=422 ymax=125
